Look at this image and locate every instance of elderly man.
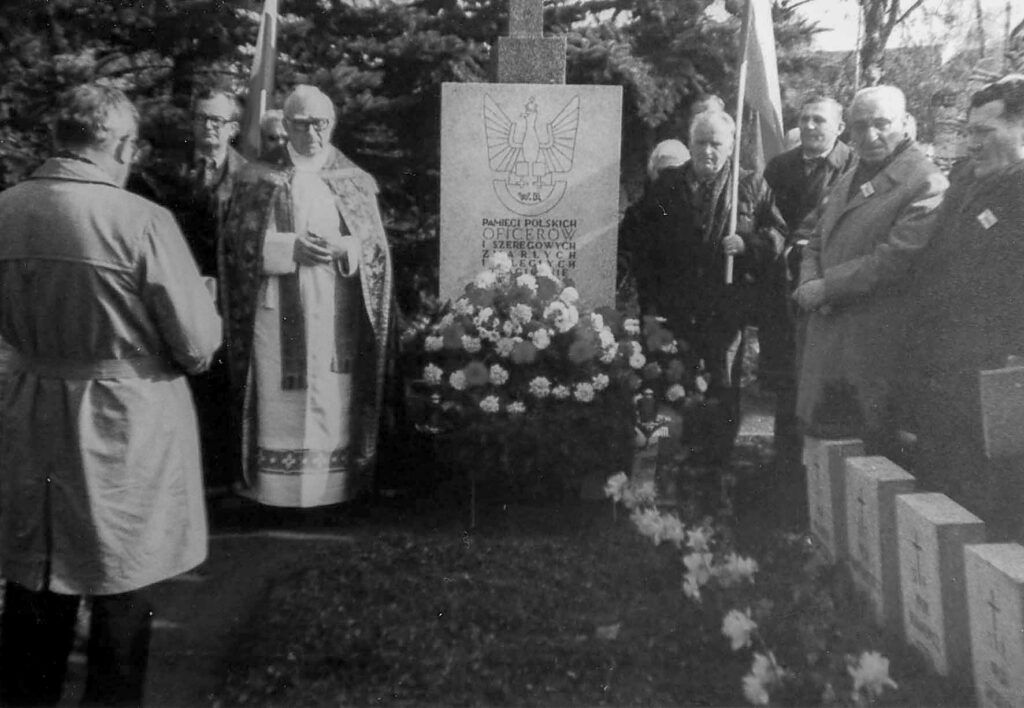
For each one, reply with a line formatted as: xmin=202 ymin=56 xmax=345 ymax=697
xmin=909 ymin=76 xmax=1024 ymax=520
xmin=761 ymin=95 xmax=855 ymax=463
xmin=631 ymin=110 xmax=784 ymax=463
xmin=795 ymin=85 xmax=948 ymax=456
xmin=222 ymin=85 xmax=393 ymax=508
xmin=260 ymin=108 xmax=288 ymax=157
xmin=0 ymin=83 xmax=221 ymax=705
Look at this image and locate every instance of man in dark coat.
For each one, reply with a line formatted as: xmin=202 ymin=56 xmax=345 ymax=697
xmin=631 ymin=110 xmax=785 ymax=462
xmin=909 ymin=76 xmax=1024 ymax=522
xmin=761 ymin=95 xmax=855 ymax=462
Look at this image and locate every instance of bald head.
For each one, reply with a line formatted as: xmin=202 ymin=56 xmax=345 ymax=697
xmin=283 ymin=85 xmax=337 ymax=157
xmin=848 ymin=85 xmax=908 ymax=163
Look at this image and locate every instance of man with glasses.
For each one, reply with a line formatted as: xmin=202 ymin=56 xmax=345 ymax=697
xmin=222 ymin=85 xmax=394 ymax=509
xmin=794 ymin=85 xmax=948 ymax=457
xmin=0 ymin=82 xmax=221 ymax=705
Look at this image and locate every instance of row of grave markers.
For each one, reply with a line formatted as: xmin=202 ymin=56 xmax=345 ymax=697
xmin=804 ymin=438 xmax=1024 ymax=708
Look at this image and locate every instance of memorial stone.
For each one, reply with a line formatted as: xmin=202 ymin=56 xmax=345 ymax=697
xmin=804 ymin=437 xmax=865 ymax=562
xmin=845 ymin=456 xmax=916 ymax=627
xmin=979 ymin=365 xmax=1024 ymax=459
xmin=896 ymin=493 xmax=984 ymax=677
xmin=965 ymin=543 xmax=1024 ymax=708
xmin=492 ymin=0 xmax=566 ymax=84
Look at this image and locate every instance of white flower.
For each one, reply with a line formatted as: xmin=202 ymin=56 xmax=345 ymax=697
xmin=535 ymin=261 xmax=554 ymax=278
xmin=453 ymin=298 xmax=474 ymax=316
xmin=629 ymin=352 xmax=647 ymax=369
xmin=449 ymin=370 xmax=467 ymax=391
xmin=479 ymin=395 xmax=501 ymax=413
xmin=474 ymin=269 xmax=497 ymax=288
xmin=660 ymin=513 xmax=687 ymax=547
xmin=502 ymin=320 xmax=521 ymax=336
xmin=487 ymin=251 xmax=513 ymax=273
xmin=682 ymin=575 xmax=702 ymax=601
xmin=473 ymin=307 xmax=494 ymax=327
xmin=714 ymin=553 xmax=759 ymax=587
xmin=848 ymin=651 xmax=897 ymax=698
xmin=479 ymin=328 xmax=501 ymax=343
xmin=424 ymin=336 xmax=444 ymax=352
xmin=666 ymin=384 xmax=686 ymax=402
xmin=592 ymin=373 xmax=610 ymax=391
xmin=742 ymin=673 xmax=770 ymax=706
xmin=630 ymin=341 xmax=642 ymax=355
xmin=598 ymin=328 xmax=615 ymax=348
xmin=507 ymin=401 xmax=526 ymax=415
xmin=722 ymin=609 xmax=757 ymax=651
xmin=423 ymin=364 xmax=443 ymax=385
xmin=695 ymin=375 xmax=708 ymax=393
xmin=551 ymin=385 xmax=571 ymax=400
xmin=574 ymin=382 xmax=595 ymax=402
xmin=590 ymin=313 xmax=604 ymax=330
xmin=461 ymin=335 xmax=482 ymax=354
xmin=743 ymin=653 xmax=785 ymax=706
xmin=439 ymin=313 xmax=455 ymax=328
xmin=489 ymin=364 xmax=509 ymax=386
xmin=600 ymin=347 xmax=617 ymax=364
xmin=495 ymin=337 xmax=515 ymax=358
xmin=621 ymin=481 xmax=656 ymax=509
xmin=687 ymin=527 xmax=712 ymax=552
xmin=630 ymin=507 xmax=665 ymax=544
xmin=559 ymin=286 xmax=580 ymax=305
xmin=516 ymin=273 xmax=537 ymax=291
xmin=511 ymin=303 xmax=534 ymax=325
xmin=528 ymin=376 xmax=552 ymax=398
xmin=603 ymin=472 xmax=628 ymax=502
xmin=661 ymin=341 xmax=678 ymax=354
xmin=543 ymin=300 xmax=579 ymax=333
xmin=624 ymin=318 xmax=640 ymax=335
xmin=531 ymin=328 xmax=551 ymax=350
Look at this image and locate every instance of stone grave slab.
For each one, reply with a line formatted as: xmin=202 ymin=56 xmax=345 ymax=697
xmin=492 ymin=0 xmax=566 ymax=84
xmin=845 ymin=456 xmax=916 ymax=627
xmin=803 ymin=437 xmax=864 ymax=562
xmin=979 ymin=365 xmax=1024 ymax=459
xmin=440 ymin=82 xmax=623 ymax=308
xmin=896 ymin=493 xmax=984 ymax=676
xmin=965 ymin=543 xmax=1024 ymax=708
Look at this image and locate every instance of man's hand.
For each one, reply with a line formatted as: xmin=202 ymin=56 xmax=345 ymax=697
xmin=793 ymin=278 xmax=826 ymax=312
xmin=293 ymin=232 xmax=335 ymax=266
xmin=722 ymin=233 xmax=745 ymax=256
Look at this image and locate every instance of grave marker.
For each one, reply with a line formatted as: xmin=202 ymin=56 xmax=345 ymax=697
xmin=845 ymin=456 xmax=916 ymax=627
xmin=979 ymin=365 xmax=1024 ymax=459
xmin=896 ymin=493 xmax=985 ymax=676
xmin=492 ymin=0 xmax=567 ymax=84
xmin=803 ymin=437 xmax=865 ymax=562
xmin=965 ymin=544 xmax=1024 ymax=708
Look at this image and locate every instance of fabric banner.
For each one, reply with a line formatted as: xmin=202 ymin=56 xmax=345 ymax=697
xmin=240 ymin=0 xmax=279 ymax=159
xmin=742 ymin=0 xmax=785 ymax=166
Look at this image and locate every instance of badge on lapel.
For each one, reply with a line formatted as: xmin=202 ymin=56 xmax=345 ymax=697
xmin=977 ymin=209 xmax=998 ymax=229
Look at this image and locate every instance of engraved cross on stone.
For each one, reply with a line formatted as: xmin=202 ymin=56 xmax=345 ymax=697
xmin=508 ymin=0 xmax=543 ymax=38
xmin=856 ymin=490 xmax=867 ymax=540
xmin=988 ymin=589 xmax=1007 ymax=657
xmin=911 ymin=531 xmax=925 ymax=586
xmin=492 ymin=0 xmax=566 ymax=84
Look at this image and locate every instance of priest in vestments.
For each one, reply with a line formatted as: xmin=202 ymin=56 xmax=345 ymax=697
xmin=221 ymin=85 xmax=393 ymax=507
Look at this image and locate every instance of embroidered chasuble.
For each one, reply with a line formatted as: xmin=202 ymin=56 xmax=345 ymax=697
xmin=222 ymin=146 xmax=393 ymax=507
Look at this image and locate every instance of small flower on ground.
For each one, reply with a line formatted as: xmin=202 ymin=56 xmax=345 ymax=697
xmin=682 ymin=575 xmax=702 ymax=601
xmin=479 ymin=395 xmax=500 ymax=413
xmin=574 ymin=382 xmax=595 ymax=402
xmin=592 ymin=373 xmax=610 ymax=391
xmin=489 ymin=364 xmax=509 ymax=386
xmin=722 ymin=609 xmax=758 ymax=651
xmin=474 ymin=269 xmax=497 ymax=288
xmin=683 ymin=551 xmax=714 ymax=588
xmin=559 ymin=286 xmax=579 ymax=305
xmin=660 ymin=513 xmax=686 ymax=547
xmin=714 ymin=553 xmax=759 ymax=587
xmin=479 ymin=328 xmax=500 ymax=343
xmin=621 ymin=480 xmax=655 ymax=509
xmin=590 ymin=313 xmax=604 ymax=330
xmin=629 ymin=352 xmax=647 ymax=369
xmin=506 ymin=401 xmax=526 ymax=415
xmin=511 ymin=303 xmax=534 ymax=324
xmin=742 ymin=653 xmax=785 ymax=706
xmin=630 ymin=507 xmax=666 ymax=544
xmin=687 ymin=527 xmax=712 ymax=552
xmin=424 ymin=335 xmax=444 ymax=352
xmin=502 ymin=320 xmax=521 ymax=336
xmin=695 ymin=375 xmax=708 ymax=393
xmin=551 ymin=385 xmax=571 ymax=400
xmin=473 ymin=307 xmax=494 ymax=326
xmin=848 ymin=651 xmax=898 ymax=698
xmin=599 ymin=347 xmax=617 ymax=364
xmin=439 ymin=313 xmax=455 ymax=329
xmin=666 ymin=383 xmax=686 ymax=402
xmin=423 ymin=364 xmax=443 ymax=385
xmin=461 ymin=335 xmax=482 ymax=353
xmin=742 ymin=673 xmax=770 ymax=706
xmin=453 ymin=298 xmax=474 ymax=316
xmin=464 ymin=361 xmax=489 ymax=387
xmin=604 ymin=472 xmax=628 ymax=502
xmin=449 ymin=370 xmax=467 ymax=391
xmin=624 ymin=318 xmax=640 ymax=335
xmin=487 ymin=251 xmax=513 ymax=273
xmin=661 ymin=340 xmax=678 ymax=354
xmin=598 ymin=328 xmax=615 ymax=348
xmin=528 ymin=376 xmax=551 ymax=398
xmin=544 ymin=300 xmax=579 ymax=333
xmin=496 ymin=337 xmax=516 ymax=358
xmin=515 ymin=273 xmax=537 ymax=292
xmin=530 ymin=328 xmax=551 ymax=350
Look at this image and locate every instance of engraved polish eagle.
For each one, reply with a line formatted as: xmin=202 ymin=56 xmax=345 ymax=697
xmin=483 ymin=95 xmax=581 ymax=190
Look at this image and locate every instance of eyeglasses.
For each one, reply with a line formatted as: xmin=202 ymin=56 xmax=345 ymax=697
xmin=194 ymin=114 xmax=235 ymax=128
xmin=287 ymin=117 xmax=332 ymax=133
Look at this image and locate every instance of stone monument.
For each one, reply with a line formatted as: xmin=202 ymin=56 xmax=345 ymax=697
xmin=439 ymin=0 xmax=623 ymax=307
xmin=804 ymin=437 xmax=864 ymax=562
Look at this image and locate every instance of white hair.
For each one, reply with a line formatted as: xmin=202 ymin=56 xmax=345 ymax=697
xmin=646 ymin=139 xmax=690 ymax=180
xmin=283 ymin=85 xmax=336 ymax=120
xmin=850 ymin=85 xmax=906 ymax=116
xmin=689 ymin=110 xmax=735 ymax=143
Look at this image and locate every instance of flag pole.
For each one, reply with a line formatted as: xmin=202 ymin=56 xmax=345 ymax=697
xmin=727 ymin=0 xmax=752 ymax=285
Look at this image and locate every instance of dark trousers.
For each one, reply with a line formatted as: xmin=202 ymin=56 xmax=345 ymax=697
xmin=189 ymin=354 xmax=236 ymax=489
xmin=0 ymin=582 xmax=152 ymax=707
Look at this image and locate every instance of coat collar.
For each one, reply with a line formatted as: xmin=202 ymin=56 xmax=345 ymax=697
xmin=835 ymin=141 xmax=928 ymax=216
xmin=30 ymin=157 xmax=121 ymax=188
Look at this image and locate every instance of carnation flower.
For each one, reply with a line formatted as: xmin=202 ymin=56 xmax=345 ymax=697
xmin=496 ymin=337 xmax=516 ymax=358
xmin=722 ymin=609 xmax=757 ymax=651
xmin=687 ymin=527 xmax=712 ymax=552
xmin=599 ymin=347 xmax=617 ymax=364
xmin=683 ymin=575 xmax=702 ymax=602
xmin=479 ymin=328 xmax=501 ymax=343
xmin=590 ymin=313 xmax=604 ymax=331
xmin=511 ymin=303 xmax=534 ymax=325
xmin=453 ymin=298 xmax=474 ymax=316
xmin=544 ymin=300 xmax=579 ymax=333
xmin=661 ymin=341 xmax=678 ymax=354
xmin=489 ymin=364 xmax=509 ymax=386
xmin=742 ymin=673 xmax=770 ymax=706
xmin=598 ymin=328 xmax=615 ymax=348
xmin=464 ymin=361 xmax=489 ymax=387
xmin=630 ymin=508 xmax=665 ymax=544
xmin=535 ymin=261 xmax=554 ymax=278
xmin=551 ymin=385 xmax=571 ymax=400
xmin=439 ymin=313 xmax=455 ymax=329
xmin=449 ymin=370 xmax=467 ymax=391
xmin=479 ymin=395 xmax=500 ymax=413
xmin=683 ymin=551 xmax=714 ymax=587
xmin=629 ymin=352 xmax=647 ymax=369
xmin=660 ymin=513 xmax=687 ymax=547
xmin=666 ymin=384 xmax=686 ymax=402
xmin=530 ymin=328 xmax=551 ymax=350
xmin=559 ymin=286 xmax=580 ymax=305
xmin=574 ymin=382 xmax=595 ymax=402
xmin=474 ymin=269 xmax=497 ymax=288
xmin=623 ymin=318 xmax=640 ymax=335
xmin=473 ymin=307 xmax=494 ymax=327
xmin=461 ymin=335 xmax=482 ymax=353
xmin=714 ymin=553 xmax=759 ymax=587
xmin=743 ymin=653 xmax=785 ymax=706
xmin=592 ymin=373 xmax=610 ymax=391
xmin=603 ymin=472 xmax=628 ymax=502
xmin=487 ymin=251 xmax=513 ymax=273
xmin=515 ymin=273 xmax=537 ymax=292
xmin=695 ymin=375 xmax=708 ymax=393
xmin=506 ymin=401 xmax=526 ymax=415
xmin=848 ymin=651 xmax=897 ymax=698
xmin=528 ymin=376 xmax=551 ymax=398
xmin=424 ymin=336 xmax=444 ymax=352
xmin=423 ymin=363 xmax=443 ymax=385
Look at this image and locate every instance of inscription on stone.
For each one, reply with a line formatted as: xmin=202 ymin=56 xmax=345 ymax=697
xmin=803 ymin=437 xmax=864 ymax=562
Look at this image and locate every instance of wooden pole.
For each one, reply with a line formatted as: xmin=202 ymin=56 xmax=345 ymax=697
xmin=727 ymin=0 xmax=752 ymax=285
xmin=853 ymin=0 xmax=863 ymax=91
